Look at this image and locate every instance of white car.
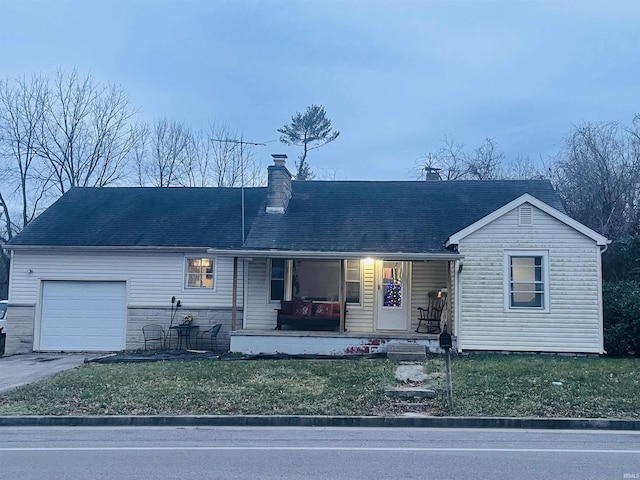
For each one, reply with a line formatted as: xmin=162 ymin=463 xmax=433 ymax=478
xmin=0 ymin=300 xmax=7 ymax=333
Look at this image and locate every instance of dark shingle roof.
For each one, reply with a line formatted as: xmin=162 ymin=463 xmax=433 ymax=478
xmin=243 ymin=180 xmax=563 ymax=253
xmin=8 ymin=187 xmax=266 ymax=248
xmin=8 ymin=180 xmax=563 ymax=253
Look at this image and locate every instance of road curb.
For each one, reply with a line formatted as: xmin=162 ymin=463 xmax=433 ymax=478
xmin=0 ymin=415 xmax=638 ymax=430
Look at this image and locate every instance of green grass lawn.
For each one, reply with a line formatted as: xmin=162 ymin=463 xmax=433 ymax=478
xmin=0 ymin=355 xmax=638 ymax=418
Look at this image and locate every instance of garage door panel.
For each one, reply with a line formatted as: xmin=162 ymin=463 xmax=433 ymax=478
xmin=40 ymin=281 xmax=126 ymax=352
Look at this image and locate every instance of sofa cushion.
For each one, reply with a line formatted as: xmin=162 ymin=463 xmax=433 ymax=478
xmin=294 ymin=301 xmax=312 ymax=317
xmin=314 ymin=303 xmax=332 ymax=318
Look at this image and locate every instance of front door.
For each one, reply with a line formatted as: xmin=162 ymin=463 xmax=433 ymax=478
xmin=376 ymin=260 xmax=409 ymax=331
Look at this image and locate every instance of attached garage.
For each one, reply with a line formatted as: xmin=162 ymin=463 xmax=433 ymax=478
xmin=39 ymin=281 xmax=126 ymax=352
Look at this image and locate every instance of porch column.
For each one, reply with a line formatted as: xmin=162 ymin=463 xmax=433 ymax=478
xmin=231 ymin=257 xmax=238 ymax=331
xmin=446 ymin=260 xmax=453 ymax=334
xmin=339 ymin=259 xmax=346 ymax=332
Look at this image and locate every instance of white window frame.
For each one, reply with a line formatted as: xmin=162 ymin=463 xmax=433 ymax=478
xmin=184 ymin=256 xmax=217 ymax=290
xmin=267 ymin=258 xmax=364 ymax=305
xmin=268 ymin=258 xmax=292 ymax=303
xmin=345 ymin=259 xmax=363 ymax=307
xmin=504 ymin=250 xmax=549 ymax=312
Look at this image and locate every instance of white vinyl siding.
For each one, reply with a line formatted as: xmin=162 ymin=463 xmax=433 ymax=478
xmin=342 ymin=260 xmax=375 ymax=332
xmin=9 ymin=250 xmax=242 ymax=308
xmin=410 ymin=261 xmax=449 ymax=332
xmin=457 ymin=205 xmax=603 ymax=353
xmin=245 ymin=258 xmax=279 ymax=329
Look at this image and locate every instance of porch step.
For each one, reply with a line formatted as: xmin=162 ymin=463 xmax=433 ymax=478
xmin=386 ymin=343 xmax=426 ymax=362
xmin=385 ymin=387 xmax=436 ymax=400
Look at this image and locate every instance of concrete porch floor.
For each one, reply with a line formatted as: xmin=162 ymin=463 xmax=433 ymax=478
xmin=230 ymin=330 xmax=454 ymax=355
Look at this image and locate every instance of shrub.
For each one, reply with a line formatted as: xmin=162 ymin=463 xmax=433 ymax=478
xmin=603 ymin=280 xmax=640 ymax=357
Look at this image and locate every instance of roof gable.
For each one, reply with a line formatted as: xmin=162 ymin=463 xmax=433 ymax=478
xmin=446 ymin=193 xmax=610 ymax=247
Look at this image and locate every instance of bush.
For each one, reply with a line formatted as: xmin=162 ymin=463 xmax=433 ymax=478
xmin=603 ymin=280 xmax=640 ymax=357
xmin=602 ymin=234 xmax=640 ymax=282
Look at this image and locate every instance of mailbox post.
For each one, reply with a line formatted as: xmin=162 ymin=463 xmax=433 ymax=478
xmin=439 ymin=324 xmax=454 ymax=409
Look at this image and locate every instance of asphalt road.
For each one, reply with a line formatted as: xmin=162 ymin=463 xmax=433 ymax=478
xmin=0 ymin=426 xmax=638 ymax=479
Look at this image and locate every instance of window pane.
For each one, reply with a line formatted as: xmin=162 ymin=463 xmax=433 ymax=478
xmin=186 ymin=258 xmax=214 ymax=289
xmin=346 ymin=281 xmax=360 ymax=304
xmin=346 ymin=259 xmax=360 ymax=282
xmin=346 ymin=260 xmax=361 ymax=304
xmin=293 ymin=260 xmax=340 ymax=301
xmin=270 ymin=259 xmax=287 ymax=301
xmin=509 ymin=255 xmax=544 ymax=308
xmin=270 ymin=280 xmax=284 ymax=301
xmin=271 ymin=259 xmax=285 ymax=279
xmin=383 ymin=262 xmax=402 ymax=307
xmin=511 ymin=292 xmax=543 ymax=308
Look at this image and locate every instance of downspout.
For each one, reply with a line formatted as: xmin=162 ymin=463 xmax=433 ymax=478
xmin=455 ymin=259 xmax=463 ymax=353
xmin=339 ymin=259 xmax=346 ymax=332
xmin=242 ymin=260 xmax=249 ymax=329
xmin=597 ymin=243 xmax=610 ymax=354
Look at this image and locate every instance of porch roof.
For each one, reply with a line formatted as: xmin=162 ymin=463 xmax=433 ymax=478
xmin=206 ymin=248 xmax=463 ymax=261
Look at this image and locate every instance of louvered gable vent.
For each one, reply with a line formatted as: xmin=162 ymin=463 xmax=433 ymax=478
xmin=519 ymin=205 xmax=533 ymax=226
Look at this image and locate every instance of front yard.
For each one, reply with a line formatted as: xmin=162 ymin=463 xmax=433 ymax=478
xmin=0 ymin=355 xmax=638 ymax=418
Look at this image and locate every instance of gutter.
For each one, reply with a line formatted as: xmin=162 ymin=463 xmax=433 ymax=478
xmin=205 ymin=248 xmax=463 ymax=261
xmin=3 ymin=244 xmax=464 ymax=261
xmin=3 ymin=245 xmax=212 ymax=253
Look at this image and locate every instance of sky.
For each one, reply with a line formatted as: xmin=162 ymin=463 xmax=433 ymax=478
xmin=2 ymin=0 xmax=640 ymax=181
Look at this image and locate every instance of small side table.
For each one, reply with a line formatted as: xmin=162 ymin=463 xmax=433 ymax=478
xmin=170 ymin=324 xmax=199 ymax=350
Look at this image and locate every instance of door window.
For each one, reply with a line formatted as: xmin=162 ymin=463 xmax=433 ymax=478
xmin=382 ymin=261 xmax=403 ymax=307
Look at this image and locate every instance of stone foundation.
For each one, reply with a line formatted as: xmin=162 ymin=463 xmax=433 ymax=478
xmin=127 ymin=307 xmax=240 ymax=351
xmin=3 ymin=305 xmax=36 ymax=355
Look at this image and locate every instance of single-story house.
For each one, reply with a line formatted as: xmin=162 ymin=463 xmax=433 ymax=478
xmin=3 ymin=155 xmax=609 ymax=356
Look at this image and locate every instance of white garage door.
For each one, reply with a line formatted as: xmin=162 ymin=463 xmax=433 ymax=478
xmin=40 ymin=281 xmax=126 ymax=351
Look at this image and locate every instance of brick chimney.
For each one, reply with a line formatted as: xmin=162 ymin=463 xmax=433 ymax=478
xmin=266 ymin=154 xmax=292 ymax=214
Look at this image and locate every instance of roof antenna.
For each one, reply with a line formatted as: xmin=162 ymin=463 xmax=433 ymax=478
xmin=210 ymin=136 xmax=266 ymax=244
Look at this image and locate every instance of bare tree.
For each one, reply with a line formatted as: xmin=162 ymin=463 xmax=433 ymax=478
xmin=278 ymin=104 xmax=340 ymax=180
xmin=413 ymin=135 xmax=469 ymax=180
xmin=503 ymin=154 xmax=548 ymax=180
xmin=550 ymin=120 xmax=640 ymax=239
xmin=136 ymin=118 xmax=193 ymax=187
xmin=0 ymin=75 xmax=51 ymax=236
xmin=467 ymin=137 xmax=504 ymax=180
xmin=38 ymin=70 xmax=140 ymax=193
xmin=135 ymin=121 xmax=266 ymax=188
xmin=415 ymin=136 xmax=504 ymax=180
xmin=190 ymin=123 xmax=264 ymax=187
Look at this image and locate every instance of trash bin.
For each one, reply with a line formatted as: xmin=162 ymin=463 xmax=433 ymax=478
xmin=0 ymin=331 xmax=5 ymax=356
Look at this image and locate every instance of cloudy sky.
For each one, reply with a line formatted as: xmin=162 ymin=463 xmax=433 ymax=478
xmin=2 ymin=0 xmax=639 ymax=180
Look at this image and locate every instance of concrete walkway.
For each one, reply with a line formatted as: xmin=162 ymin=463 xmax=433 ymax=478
xmin=0 ymin=353 xmax=95 ymax=394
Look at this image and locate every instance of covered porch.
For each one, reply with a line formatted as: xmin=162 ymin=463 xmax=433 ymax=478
xmin=222 ymin=250 xmax=462 ymax=355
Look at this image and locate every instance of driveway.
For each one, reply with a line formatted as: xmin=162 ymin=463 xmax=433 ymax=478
xmin=0 ymin=353 xmax=97 ymax=394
